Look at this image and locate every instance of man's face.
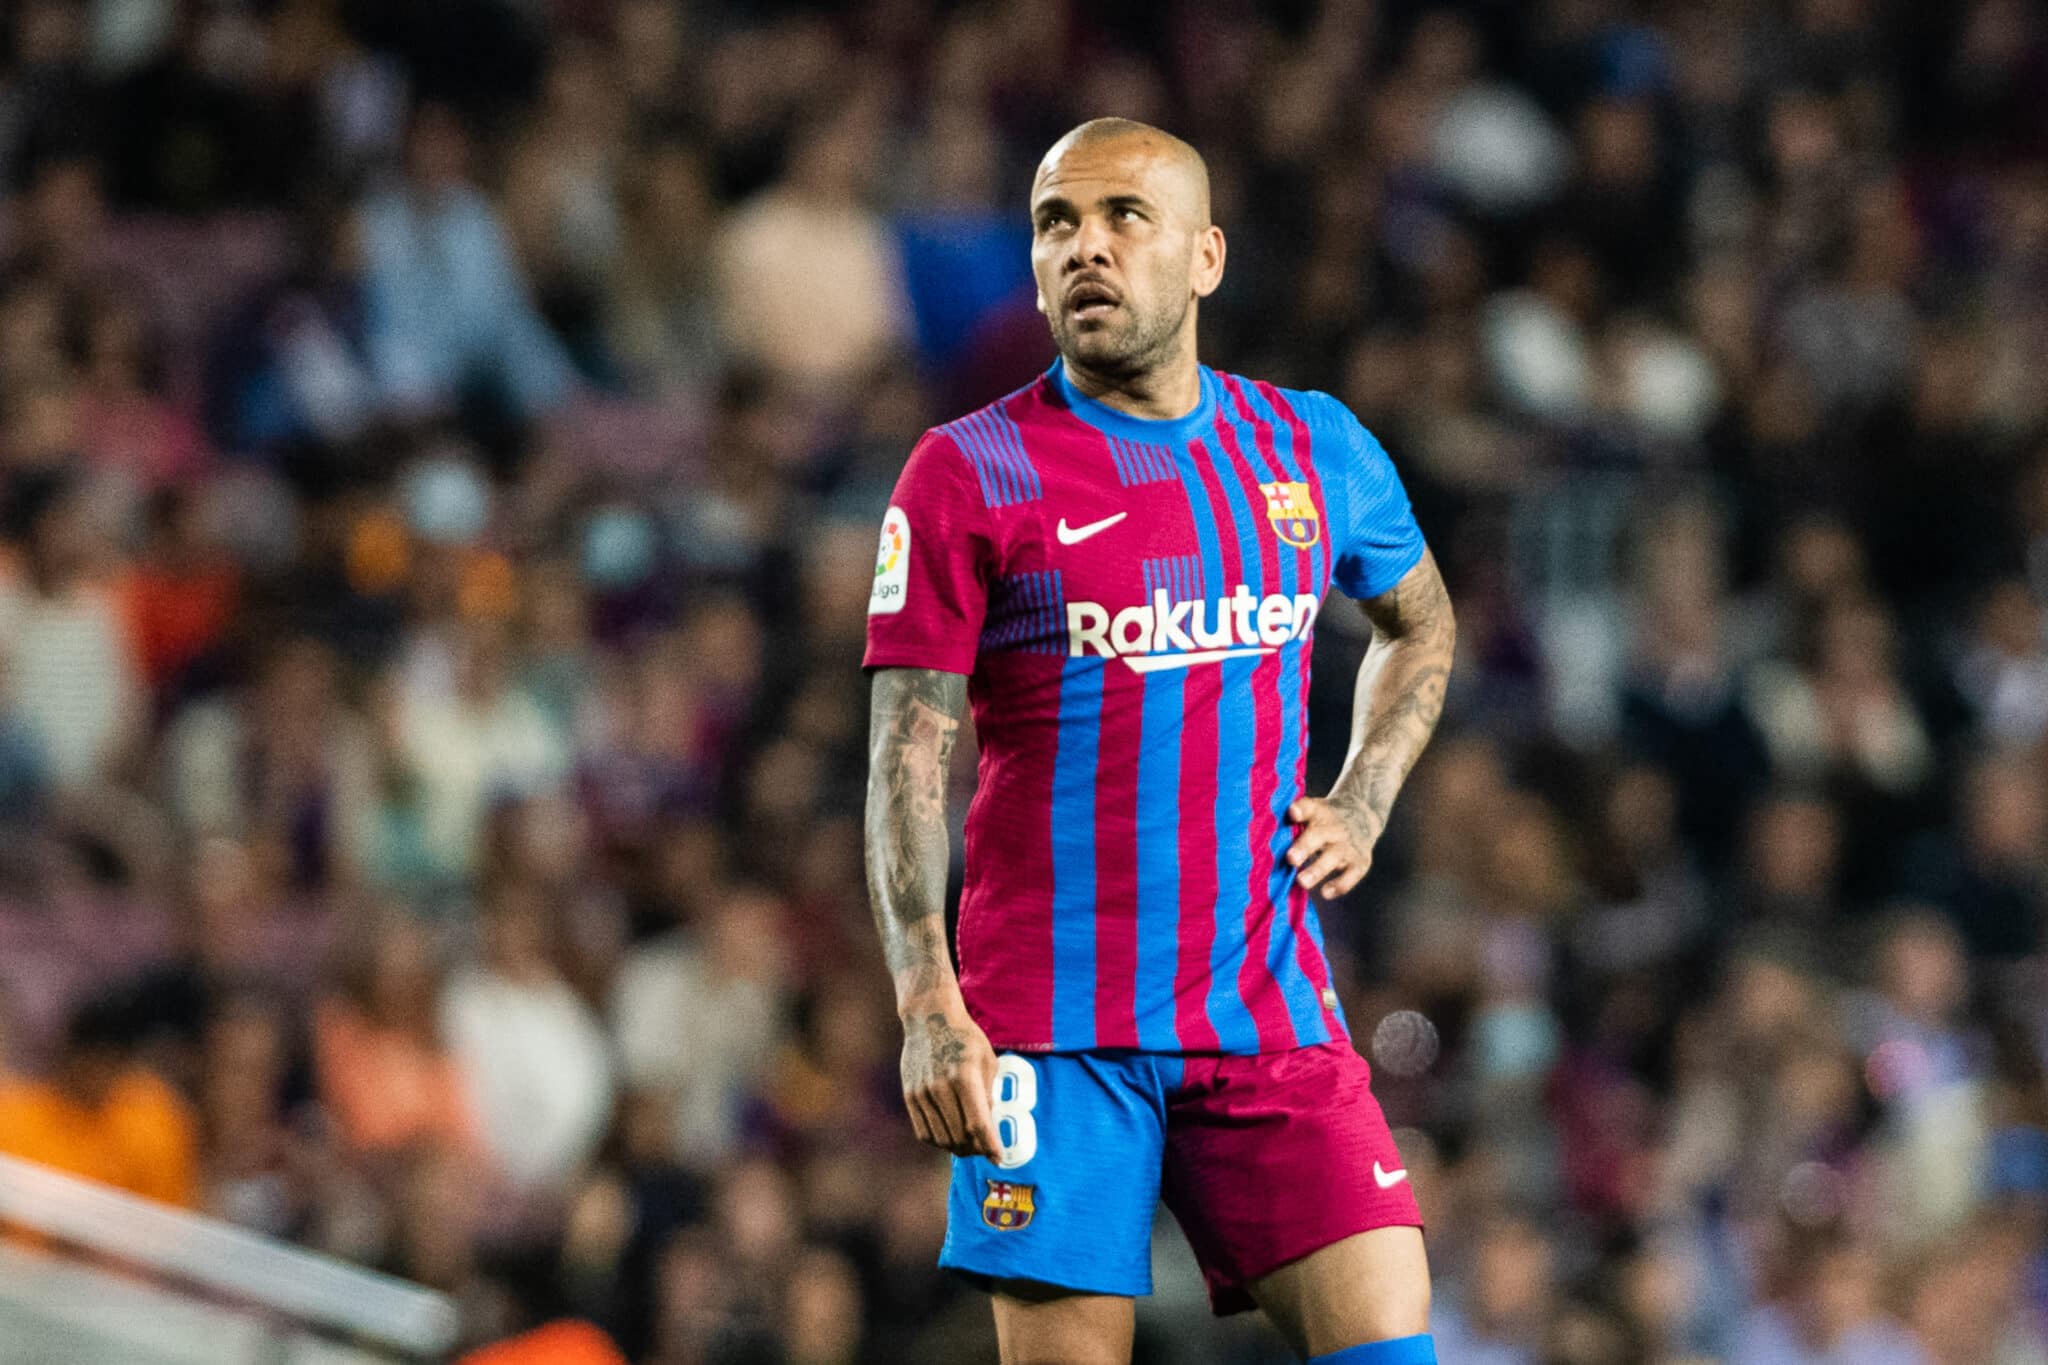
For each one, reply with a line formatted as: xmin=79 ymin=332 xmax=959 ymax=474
xmin=1029 ymin=137 xmax=1221 ymax=378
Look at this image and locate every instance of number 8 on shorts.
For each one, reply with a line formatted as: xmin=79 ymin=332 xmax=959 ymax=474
xmin=992 ymin=1055 xmax=1038 ymax=1168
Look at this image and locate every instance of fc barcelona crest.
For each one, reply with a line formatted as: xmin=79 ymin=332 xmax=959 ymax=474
xmin=1261 ymin=481 xmax=1320 ymax=549
xmin=982 ymin=1179 xmax=1037 ymax=1231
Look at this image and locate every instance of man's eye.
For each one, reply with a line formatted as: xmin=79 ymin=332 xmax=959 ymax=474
xmin=1116 ymin=207 xmax=1141 ymax=222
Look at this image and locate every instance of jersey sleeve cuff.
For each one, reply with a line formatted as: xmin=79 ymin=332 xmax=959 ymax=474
xmin=861 ymin=643 xmax=979 ymax=675
xmin=1346 ymin=537 xmax=1427 ymax=602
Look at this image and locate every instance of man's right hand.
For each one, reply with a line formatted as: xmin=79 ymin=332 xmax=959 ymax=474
xmin=899 ymin=998 xmax=1001 ymax=1160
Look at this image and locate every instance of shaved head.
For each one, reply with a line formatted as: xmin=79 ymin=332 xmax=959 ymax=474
xmin=1033 ymin=118 xmax=1212 ymax=228
xmin=1029 ymin=119 xmax=1225 ymax=391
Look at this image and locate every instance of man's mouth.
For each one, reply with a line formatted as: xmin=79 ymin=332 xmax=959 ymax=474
xmin=1066 ymin=281 xmax=1121 ymax=320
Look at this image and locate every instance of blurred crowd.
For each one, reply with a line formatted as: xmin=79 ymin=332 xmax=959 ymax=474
xmin=0 ymin=1 xmax=2047 ymax=1363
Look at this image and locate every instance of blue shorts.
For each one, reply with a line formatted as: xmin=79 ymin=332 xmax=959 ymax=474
xmin=940 ymin=1044 xmax=1422 ymax=1312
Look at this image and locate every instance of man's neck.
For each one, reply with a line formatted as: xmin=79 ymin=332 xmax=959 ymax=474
xmin=1062 ymin=349 xmax=1204 ymax=422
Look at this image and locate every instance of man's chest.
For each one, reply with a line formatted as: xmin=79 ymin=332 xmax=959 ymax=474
xmin=981 ymin=434 xmax=1332 ymax=666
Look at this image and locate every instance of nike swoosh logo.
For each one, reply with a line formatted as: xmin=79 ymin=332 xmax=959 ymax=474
xmin=1373 ymin=1162 xmax=1409 ymax=1189
xmin=1056 ymin=512 xmax=1128 ymax=546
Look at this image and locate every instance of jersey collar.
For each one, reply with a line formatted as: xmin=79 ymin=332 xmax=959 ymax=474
xmin=1048 ymin=357 xmax=1218 ymax=446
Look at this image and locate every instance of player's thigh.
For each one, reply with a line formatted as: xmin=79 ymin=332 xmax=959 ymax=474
xmin=939 ymin=1051 xmax=1172 ymax=1304
xmin=1162 ymin=1041 xmax=1427 ymax=1340
xmin=991 ymin=1280 xmax=1134 ymax=1365
xmin=1249 ymin=1225 xmax=1431 ymax=1359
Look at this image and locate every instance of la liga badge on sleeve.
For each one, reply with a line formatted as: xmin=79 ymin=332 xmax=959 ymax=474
xmin=869 ymin=505 xmax=910 ymax=615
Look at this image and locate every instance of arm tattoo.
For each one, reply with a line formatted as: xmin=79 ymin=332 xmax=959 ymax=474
xmin=1330 ymin=549 xmax=1456 ymax=849
xmin=865 ymin=668 xmax=969 ymax=1014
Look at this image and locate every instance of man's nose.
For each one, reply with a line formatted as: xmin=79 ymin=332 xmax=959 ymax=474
xmin=1066 ymin=214 xmax=1113 ymax=269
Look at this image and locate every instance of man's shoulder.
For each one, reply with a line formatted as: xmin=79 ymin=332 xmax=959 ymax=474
xmin=1206 ymin=370 xmax=1355 ymax=437
xmin=924 ymin=373 xmax=1057 ymax=448
xmin=907 ymin=375 xmax=1059 ymax=510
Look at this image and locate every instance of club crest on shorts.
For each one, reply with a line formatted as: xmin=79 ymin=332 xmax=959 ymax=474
xmin=981 ymin=1179 xmax=1037 ymax=1230
xmin=1261 ymin=481 xmax=1320 ymax=549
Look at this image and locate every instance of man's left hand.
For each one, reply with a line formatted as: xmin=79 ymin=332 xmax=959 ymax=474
xmin=1285 ymin=796 xmax=1378 ymax=899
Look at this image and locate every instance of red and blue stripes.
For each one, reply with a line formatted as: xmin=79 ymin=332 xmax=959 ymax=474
xmin=1092 ymin=637 xmax=1145 ymax=1047
xmin=1255 ymin=381 xmax=1348 ymax=1039
xmin=941 ymin=406 xmax=1044 ymax=508
xmin=1227 ymin=376 xmax=1345 ymax=1043
xmin=1107 ymin=435 xmax=1177 ymax=486
xmin=1206 ymin=391 xmax=1322 ymax=1050
xmin=1186 ymin=430 xmax=1280 ymax=1054
xmin=980 ymin=571 xmax=1068 ymax=656
xmin=1048 ymin=652 xmax=1104 ymax=1046
xmin=959 ymin=366 xmax=1376 ymax=1056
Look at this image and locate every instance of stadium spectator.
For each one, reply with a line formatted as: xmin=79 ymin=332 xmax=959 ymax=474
xmin=116 ymin=484 xmax=241 ymax=696
xmin=606 ymin=142 xmax=724 ymax=397
xmin=72 ymin=285 xmax=210 ymax=489
xmin=312 ymin=916 xmax=479 ymax=1163
xmin=1738 ymin=791 xmax=1845 ymax=932
xmin=163 ymin=636 xmax=374 ymax=887
xmin=501 ymin=37 xmax=630 ymax=381
xmin=440 ymin=879 xmax=614 ymax=1192
xmin=202 ymin=199 xmax=381 ymax=458
xmin=1953 ymin=579 xmax=2048 ymax=749
xmin=1905 ymin=751 xmax=2048 ymax=960
xmin=711 ymin=103 xmax=910 ymax=397
xmin=1730 ymin=1238 xmax=1928 ymax=1365
xmin=1431 ymin=1211 xmax=1554 ymax=1365
xmin=1906 ymin=1215 xmax=2048 ymax=1365
xmin=0 ymin=468 xmax=140 ymax=789
xmin=0 ymin=992 xmax=197 ymax=1208
xmin=195 ymin=988 xmax=300 ymax=1236
xmin=394 ymin=620 xmax=572 ymax=886
xmin=611 ymin=884 xmax=787 ymax=1168
xmin=358 ymin=102 xmax=575 ymax=425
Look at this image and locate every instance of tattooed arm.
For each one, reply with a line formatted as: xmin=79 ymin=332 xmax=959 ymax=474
xmin=1287 ymin=548 xmax=1456 ymax=899
xmin=865 ymin=666 xmax=999 ymax=1159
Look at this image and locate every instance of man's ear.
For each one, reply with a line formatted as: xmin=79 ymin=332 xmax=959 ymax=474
xmin=1192 ymin=225 xmax=1226 ymax=299
xmin=1035 ymin=292 xmax=1048 ymax=315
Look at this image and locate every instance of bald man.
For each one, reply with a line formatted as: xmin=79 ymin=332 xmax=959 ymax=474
xmin=864 ymin=119 xmax=1452 ymax=1365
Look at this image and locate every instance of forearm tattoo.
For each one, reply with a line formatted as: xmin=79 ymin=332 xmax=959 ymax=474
xmin=865 ymin=668 xmax=968 ymax=1012
xmin=1332 ymin=550 xmax=1456 ymax=848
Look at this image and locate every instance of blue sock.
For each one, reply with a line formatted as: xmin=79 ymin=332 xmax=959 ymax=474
xmin=1308 ymin=1335 xmax=1436 ymax=1365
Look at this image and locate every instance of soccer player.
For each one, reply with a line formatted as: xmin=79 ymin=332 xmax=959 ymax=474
xmin=863 ymin=118 xmax=1454 ymax=1365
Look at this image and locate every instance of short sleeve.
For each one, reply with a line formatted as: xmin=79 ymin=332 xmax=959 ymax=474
xmin=862 ymin=431 xmax=995 ymax=674
xmin=1317 ymin=397 xmax=1426 ymax=601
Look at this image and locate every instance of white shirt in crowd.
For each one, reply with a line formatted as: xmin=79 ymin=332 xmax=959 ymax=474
xmin=440 ymin=965 xmax=615 ymax=1191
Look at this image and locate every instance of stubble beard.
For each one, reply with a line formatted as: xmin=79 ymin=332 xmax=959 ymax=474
xmin=1052 ymin=290 xmax=1192 ymax=384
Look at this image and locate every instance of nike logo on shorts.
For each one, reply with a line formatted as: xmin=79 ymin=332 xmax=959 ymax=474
xmin=1373 ymin=1162 xmax=1409 ymax=1189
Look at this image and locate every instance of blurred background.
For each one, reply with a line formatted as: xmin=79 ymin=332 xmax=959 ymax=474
xmin=0 ymin=0 xmax=2045 ymax=1362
